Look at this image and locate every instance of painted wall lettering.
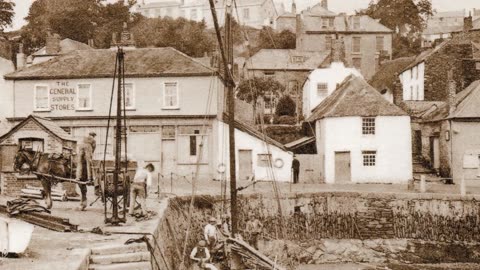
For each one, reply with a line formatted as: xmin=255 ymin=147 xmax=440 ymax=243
xmin=50 ymin=81 xmax=76 ymax=111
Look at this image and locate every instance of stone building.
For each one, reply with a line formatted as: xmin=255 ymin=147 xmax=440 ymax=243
xmin=136 ymin=0 xmax=278 ymax=29
xmin=294 ymin=0 xmax=393 ymax=80
xmin=244 ymin=49 xmax=330 ymax=116
xmin=0 ymin=115 xmax=77 ymax=196
xmin=421 ymin=10 xmax=465 ymax=48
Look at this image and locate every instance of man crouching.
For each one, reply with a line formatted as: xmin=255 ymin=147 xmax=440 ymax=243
xmin=190 ymin=240 xmax=218 ymax=270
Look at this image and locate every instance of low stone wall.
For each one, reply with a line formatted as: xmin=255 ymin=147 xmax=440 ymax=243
xmin=156 ymin=192 xmax=480 ymax=269
xmin=0 ymin=172 xmax=77 ymax=197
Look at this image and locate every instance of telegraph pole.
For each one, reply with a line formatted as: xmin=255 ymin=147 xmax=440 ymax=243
xmin=225 ymin=0 xmax=238 ymax=236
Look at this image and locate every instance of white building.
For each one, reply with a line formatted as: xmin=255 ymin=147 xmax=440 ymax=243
xmin=307 ymin=75 xmax=412 ymax=184
xmin=302 ymin=61 xmax=362 ymax=118
xmin=136 ymin=0 xmax=278 ymax=29
xmin=0 ymin=56 xmax=15 ymax=136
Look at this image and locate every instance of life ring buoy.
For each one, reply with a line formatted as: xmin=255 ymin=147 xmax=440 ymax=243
xmin=217 ymin=163 xmax=226 ymax=173
xmin=274 ymin=158 xmax=284 ymax=168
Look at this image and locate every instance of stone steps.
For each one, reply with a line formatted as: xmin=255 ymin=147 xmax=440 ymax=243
xmin=88 ymin=243 xmax=151 ymax=270
xmin=88 ymin=261 xmax=152 ymax=270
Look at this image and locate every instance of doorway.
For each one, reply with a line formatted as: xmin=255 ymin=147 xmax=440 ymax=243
xmin=238 ymin=150 xmax=253 ymax=181
xmin=334 ymin=151 xmax=351 ymax=183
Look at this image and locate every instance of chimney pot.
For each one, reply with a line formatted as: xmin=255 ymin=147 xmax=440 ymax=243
xmin=321 ymin=0 xmax=328 ymax=10
xmin=331 ymin=37 xmax=345 ymax=64
xmin=16 ymin=43 xmax=26 ymax=70
xmin=292 ymin=0 xmax=296 ymax=14
xmin=45 ymin=33 xmax=61 ymax=55
xmin=464 ymin=14 xmax=473 ymax=32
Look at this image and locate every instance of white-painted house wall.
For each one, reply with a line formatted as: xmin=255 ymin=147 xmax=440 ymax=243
xmin=316 ymin=116 xmax=412 ymax=183
xmin=0 ymin=57 xmax=15 ymax=136
xmin=216 ymin=121 xmax=293 ymax=182
xmin=302 ymin=62 xmax=362 ymax=118
xmin=399 ymin=62 xmax=425 ymax=101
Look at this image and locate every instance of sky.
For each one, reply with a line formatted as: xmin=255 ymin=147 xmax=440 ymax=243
xmin=7 ymin=0 xmax=480 ymax=31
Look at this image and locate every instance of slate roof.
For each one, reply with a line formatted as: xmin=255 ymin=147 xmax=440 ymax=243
xmin=401 ymin=101 xmax=446 ymax=119
xmin=284 ymin=136 xmax=315 ymax=150
xmin=423 ymin=80 xmax=480 ymax=122
xmin=307 ymin=75 xmax=408 ymax=122
xmin=369 ymin=56 xmax=415 ymax=92
xmin=0 ymin=115 xmax=76 ymax=144
xmin=5 ymin=47 xmax=217 ymax=80
xmin=400 ymin=40 xmax=450 ymax=73
xmin=303 ymin=3 xmax=336 ymax=17
xmin=32 ymin=38 xmax=92 ymax=56
xmin=246 ymin=49 xmax=330 ymax=70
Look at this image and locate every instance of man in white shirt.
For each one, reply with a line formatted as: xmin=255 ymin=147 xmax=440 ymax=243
xmin=128 ymin=163 xmax=154 ymax=217
xmin=204 ymin=217 xmax=218 ymax=251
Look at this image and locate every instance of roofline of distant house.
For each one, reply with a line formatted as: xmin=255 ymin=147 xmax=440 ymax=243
xmin=7 ymin=115 xmax=217 ymax=122
xmin=4 ymin=72 xmax=218 ymax=81
xmin=246 ymin=68 xmax=316 ymax=72
xmin=305 ymin=30 xmax=393 ymax=34
xmin=422 ymin=116 xmax=480 ymax=123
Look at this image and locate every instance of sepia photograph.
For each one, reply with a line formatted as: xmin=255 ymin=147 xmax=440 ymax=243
xmin=1 ymin=0 xmax=480 ymax=269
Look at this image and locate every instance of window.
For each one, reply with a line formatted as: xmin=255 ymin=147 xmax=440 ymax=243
xmin=243 ymin=8 xmax=250 ymax=20
xmin=325 ymin=35 xmax=332 ymax=50
xmin=352 ymin=37 xmax=361 ymax=52
xmin=352 ymin=57 xmax=362 ymax=69
xmin=19 ymin=138 xmax=44 ymax=152
xmin=322 ymin=18 xmax=328 ymax=29
xmin=376 ymin=36 xmax=384 ymax=52
xmin=362 ymin=151 xmax=376 ymax=166
xmin=163 ymin=82 xmax=179 ymax=108
xmin=178 ymin=125 xmax=209 ymax=163
xmin=410 ymin=86 xmax=414 ymax=100
xmin=162 ymin=125 xmax=176 ymax=140
xmin=191 ymin=8 xmax=197 ymax=20
xmin=292 ymin=56 xmax=304 ymax=63
xmin=317 ymin=82 xmax=328 ymax=98
xmin=123 ymin=83 xmax=135 ymax=109
xmin=34 ymin=85 xmax=49 ymax=111
xmin=362 ymin=117 xmax=375 ymax=135
xmin=77 ymin=83 xmax=92 ymax=110
xmin=328 ymin=17 xmax=335 ymax=27
xmin=288 ymin=80 xmax=298 ymax=96
xmin=353 ymin=16 xmax=360 ymax=29
xmin=190 ymin=136 xmax=197 ymax=156
xmin=258 ymin=154 xmax=272 ymax=167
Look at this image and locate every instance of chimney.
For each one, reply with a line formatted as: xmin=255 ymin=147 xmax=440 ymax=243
xmin=447 ymin=69 xmax=457 ymax=116
xmin=45 ymin=33 xmax=61 ymax=55
xmin=321 ymin=0 xmax=328 ymax=10
xmin=16 ymin=43 xmax=26 ymax=70
xmin=331 ymin=36 xmax=345 ymax=64
xmin=464 ymin=12 xmax=473 ymax=32
xmin=292 ymin=0 xmax=296 ymax=14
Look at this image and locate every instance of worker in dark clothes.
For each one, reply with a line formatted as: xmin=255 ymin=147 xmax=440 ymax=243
xmin=292 ymin=155 xmax=300 ymax=184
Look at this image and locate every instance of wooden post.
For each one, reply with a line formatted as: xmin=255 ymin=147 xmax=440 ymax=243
xmin=420 ymin=175 xmax=426 ymax=193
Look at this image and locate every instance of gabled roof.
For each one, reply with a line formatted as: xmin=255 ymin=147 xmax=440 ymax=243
xmin=307 ymin=75 xmax=407 ymax=122
xmin=423 ymin=80 xmax=480 ymax=122
xmin=284 ymin=136 xmax=315 ymax=150
xmin=400 ymin=40 xmax=450 ymax=73
xmin=401 ymin=101 xmax=446 ymax=119
xmin=5 ymin=47 xmax=216 ymax=80
xmin=303 ymin=3 xmax=336 ymax=17
xmin=0 ymin=115 xmax=76 ymax=144
xmin=302 ymin=14 xmax=392 ymax=33
xmin=246 ymin=49 xmax=330 ymax=71
xmin=32 ymin=38 xmax=92 ymax=57
xmin=369 ymin=56 xmax=415 ymax=92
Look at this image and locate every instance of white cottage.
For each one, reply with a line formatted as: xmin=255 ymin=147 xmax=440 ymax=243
xmin=302 ymin=62 xmax=362 ymax=118
xmin=307 ymin=75 xmax=412 ymax=184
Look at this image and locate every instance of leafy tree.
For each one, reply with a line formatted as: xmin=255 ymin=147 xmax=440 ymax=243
xmin=132 ymin=17 xmax=215 ymax=57
xmin=236 ymin=77 xmax=285 ymax=120
xmin=253 ymin=27 xmax=295 ymax=53
xmin=0 ymin=0 xmax=14 ymax=31
xmin=360 ymin=0 xmax=433 ymax=57
xmin=275 ymin=95 xmax=296 ymax=117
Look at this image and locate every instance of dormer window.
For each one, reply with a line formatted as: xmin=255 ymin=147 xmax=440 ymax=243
xmin=292 ymin=56 xmax=304 ymax=63
xmin=321 ymin=17 xmax=335 ymax=29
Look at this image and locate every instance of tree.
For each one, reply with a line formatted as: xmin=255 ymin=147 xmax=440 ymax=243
xmin=132 ymin=17 xmax=215 ymax=57
xmin=275 ymin=95 xmax=296 ymax=117
xmin=359 ymin=0 xmax=433 ymax=57
xmin=253 ymin=27 xmax=295 ymax=53
xmin=236 ymin=77 xmax=285 ymax=121
xmin=0 ymin=0 xmax=14 ymax=31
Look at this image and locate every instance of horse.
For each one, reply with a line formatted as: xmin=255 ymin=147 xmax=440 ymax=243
xmin=13 ymin=148 xmax=88 ymax=209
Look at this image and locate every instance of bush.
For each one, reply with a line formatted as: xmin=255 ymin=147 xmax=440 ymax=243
xmin=275 ymin=95 xmax=296 ymax=117
xmin=276 ymin=115 xmax=296 ymax=125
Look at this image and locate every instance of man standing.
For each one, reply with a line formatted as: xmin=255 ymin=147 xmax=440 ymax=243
xmin=128 ymin=163 xmax=154 ymax=217
xmin=190 ymin=240 xmax=218 ymax=270
xmin=204 ymin=217 xmax=218 ymax=251
xmin=292 ymin=154 xmax=300 ymax=184
xmin=245 ymin=214 xmax=263 ymax=250
xmin=76 ymin=132 xmax=96 ymax=182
